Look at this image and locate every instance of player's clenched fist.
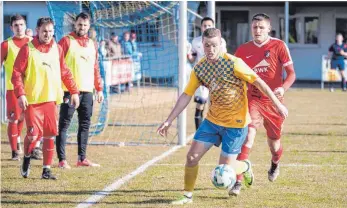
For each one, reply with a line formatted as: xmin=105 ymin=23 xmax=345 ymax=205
xmin=18 ymin=95 xmax=28 ymax=110
xmin=276 ymin=103 xmax=288 ymax=119
xmin=273 ymin=87 xmax=285 ymax=100
xmin=70 ymin=94 xmax=80 ymax=109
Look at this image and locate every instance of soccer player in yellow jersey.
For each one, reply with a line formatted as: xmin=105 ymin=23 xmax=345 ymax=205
xmin=1 ymin=14 xmax=31 ymax=160
xmin=157 ymin=28 xmax=288 ymax=204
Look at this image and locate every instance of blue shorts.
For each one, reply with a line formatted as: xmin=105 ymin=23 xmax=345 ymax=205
xmin=331 ymin=59 xmax=345 ymax=71
xmin=194 ymin=119 xmax=248 ymax=156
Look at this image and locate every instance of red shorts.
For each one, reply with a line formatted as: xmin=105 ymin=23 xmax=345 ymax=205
xmin=25 ymin=102 xmax=58 ymax=137
xmin=6 ymin=90 xmax=23 ymax=120
xmin=248 ymin=100 xmax=285 ymax=140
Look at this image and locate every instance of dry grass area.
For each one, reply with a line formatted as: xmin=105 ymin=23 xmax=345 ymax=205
xmin=1 ymin=88 xmax=347 ymax=207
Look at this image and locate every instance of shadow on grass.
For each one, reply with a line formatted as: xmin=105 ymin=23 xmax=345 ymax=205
xmin=297 ymin=150 xmax=347 ymax=153
xmin=1 ymin=199 xmax=173 ymax=205
xmin=197 ymin=196 xmax=229 ymax=200
xmin=285 ymin=132 xmax=347 ymax=136
xmin=1 ymin=200 xmax=79 ymax=205
xmin=287 ymin=123 xmax=347 ymax=126
xmin=1 ymin=164 xmax=42 ymax=168
xmin=1 ymin=158 xmax=20 ymax=162
xmin=1 ymin=188 xmax=211 ymax=196
xmin=1 ymin=189 xmax=212 ymax=206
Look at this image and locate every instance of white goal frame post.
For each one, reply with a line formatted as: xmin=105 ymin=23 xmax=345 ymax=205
xmin=1 ymin=1 xmax=6 ymax=124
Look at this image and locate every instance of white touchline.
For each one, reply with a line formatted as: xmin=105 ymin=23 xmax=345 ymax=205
xmin=76 ymin=134 xmax=195 ymax=208
xmin=154 ymin=163 xmax=347 ymax=167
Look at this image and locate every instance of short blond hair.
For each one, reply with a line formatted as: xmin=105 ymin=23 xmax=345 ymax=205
xmin=202 ymin=28 xmax=221 ymax=39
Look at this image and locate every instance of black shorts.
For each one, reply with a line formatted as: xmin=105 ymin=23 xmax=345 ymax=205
xmin=194 ymin=96 xmax=207 ymax=104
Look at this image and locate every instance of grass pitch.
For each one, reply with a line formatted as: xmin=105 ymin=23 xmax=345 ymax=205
xmin=1 ymin=89 xmax=347 ymax=208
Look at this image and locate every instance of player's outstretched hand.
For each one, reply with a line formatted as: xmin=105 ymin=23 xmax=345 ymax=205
xmin=273 ymin=87 xmax=285 ymax=100
xmin=277 ymin=104 xmax=288 ymax=119
xmin=157 ymin=121 xmax=171 ymax=137
xmin=18 ymin=95 xmax=28 ymax=110
xmin=97 ymin=91 xmax=104 ymax=103
xmin=70 ymin=94 xmax=80 ymax=109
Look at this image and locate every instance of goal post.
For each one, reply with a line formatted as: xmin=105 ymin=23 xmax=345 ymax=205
xmin=46 ymin=1 xmax=201 ymax=146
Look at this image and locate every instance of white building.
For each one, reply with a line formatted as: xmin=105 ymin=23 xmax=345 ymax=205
xmin=211 ymin=1 xmax=347 ymax=81
xmin=2 ymin=1 xmax=347 ymax=82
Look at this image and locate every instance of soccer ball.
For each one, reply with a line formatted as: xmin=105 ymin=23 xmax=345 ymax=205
xmin=211 ymin=164 xmax=236 ymax=189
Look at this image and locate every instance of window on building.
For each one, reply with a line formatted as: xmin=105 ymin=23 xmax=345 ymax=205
xmin=304 ymin=17 xmax=318 ymax=44
xmin=3 ymin=15 xmax=27 ymax=39
xmin=336 ymin=18 xmax=347 ymax=43
xmin=280 ymin=15 xmax=319 ymax=46
xmin=280 ymin=17 xmax=301 ymax=44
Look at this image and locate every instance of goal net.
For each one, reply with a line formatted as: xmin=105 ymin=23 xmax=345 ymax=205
xmin=47 ymin=1 xmax=200 ymax=146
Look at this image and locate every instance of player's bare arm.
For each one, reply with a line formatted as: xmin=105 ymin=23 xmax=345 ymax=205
xmin=274 ymin=64 xmax=296 ymax=99
xmin=340 ymin=50 xmax=347 ymax=57
xmin=157 ymin=93 xmax=192 ymax=137
xmin=252 ymin=78 xmax=288 ymax=118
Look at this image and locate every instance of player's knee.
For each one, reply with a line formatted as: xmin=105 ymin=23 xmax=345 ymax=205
xmin=43 ymin=137 xmax=55 ymax=141
xmin=196 ymin=104 xmax=204 ymax=110
xmin=186 ymin=153 xmax=200 ymax=166
xmin=244 ymin=138 xmax=254 ymax=147
xmin=8 ymin=118 xmax=18 ymax=124
xmin=245 ymin=128 xmax=256 ymax=144
xmin=267 ymin=137 xmax=281 ymax=150
xmin=19 ymin=113 xmax=25 ymax=121
xmin=27 ymin=136 xmax=38 ymax=141
xmin=194 ymin=109 xmax=203 ymax=119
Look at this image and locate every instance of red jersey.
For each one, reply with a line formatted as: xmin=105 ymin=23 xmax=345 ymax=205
xmin=235 ymin=37 xmax=293 ymax=102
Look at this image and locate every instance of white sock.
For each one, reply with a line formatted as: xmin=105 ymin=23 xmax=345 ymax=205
xmin=35 ymin=140 xmax=41 ymax=148
xmin=43 ymin=165 xmax=51 ymax=169
xmin=183 ymin=191 xmax=193 ymax=198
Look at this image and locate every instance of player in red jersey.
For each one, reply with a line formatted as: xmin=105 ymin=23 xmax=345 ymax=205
xmin=12 ymin=17 xmax=80 ymax=179
xmin=1 ymin=14 xmax=32 ymax=160
xmin=230 ymin=13 xmax=296 ymax=196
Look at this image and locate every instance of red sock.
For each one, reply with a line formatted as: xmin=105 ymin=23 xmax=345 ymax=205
xmin=7 ymin=122 xmax=18 ymax=151
xmin=17 ymin=119 xmax=24 ymax=136
xmin=271 ymin=145 xmax=283 ymax=164
xmin=236 ymin=145 xmax=251 ymax=181
xmin=43 ymin=138 xmax=54 ymax=166
xmin=24 ymin=135 xmax=38 ymax=156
